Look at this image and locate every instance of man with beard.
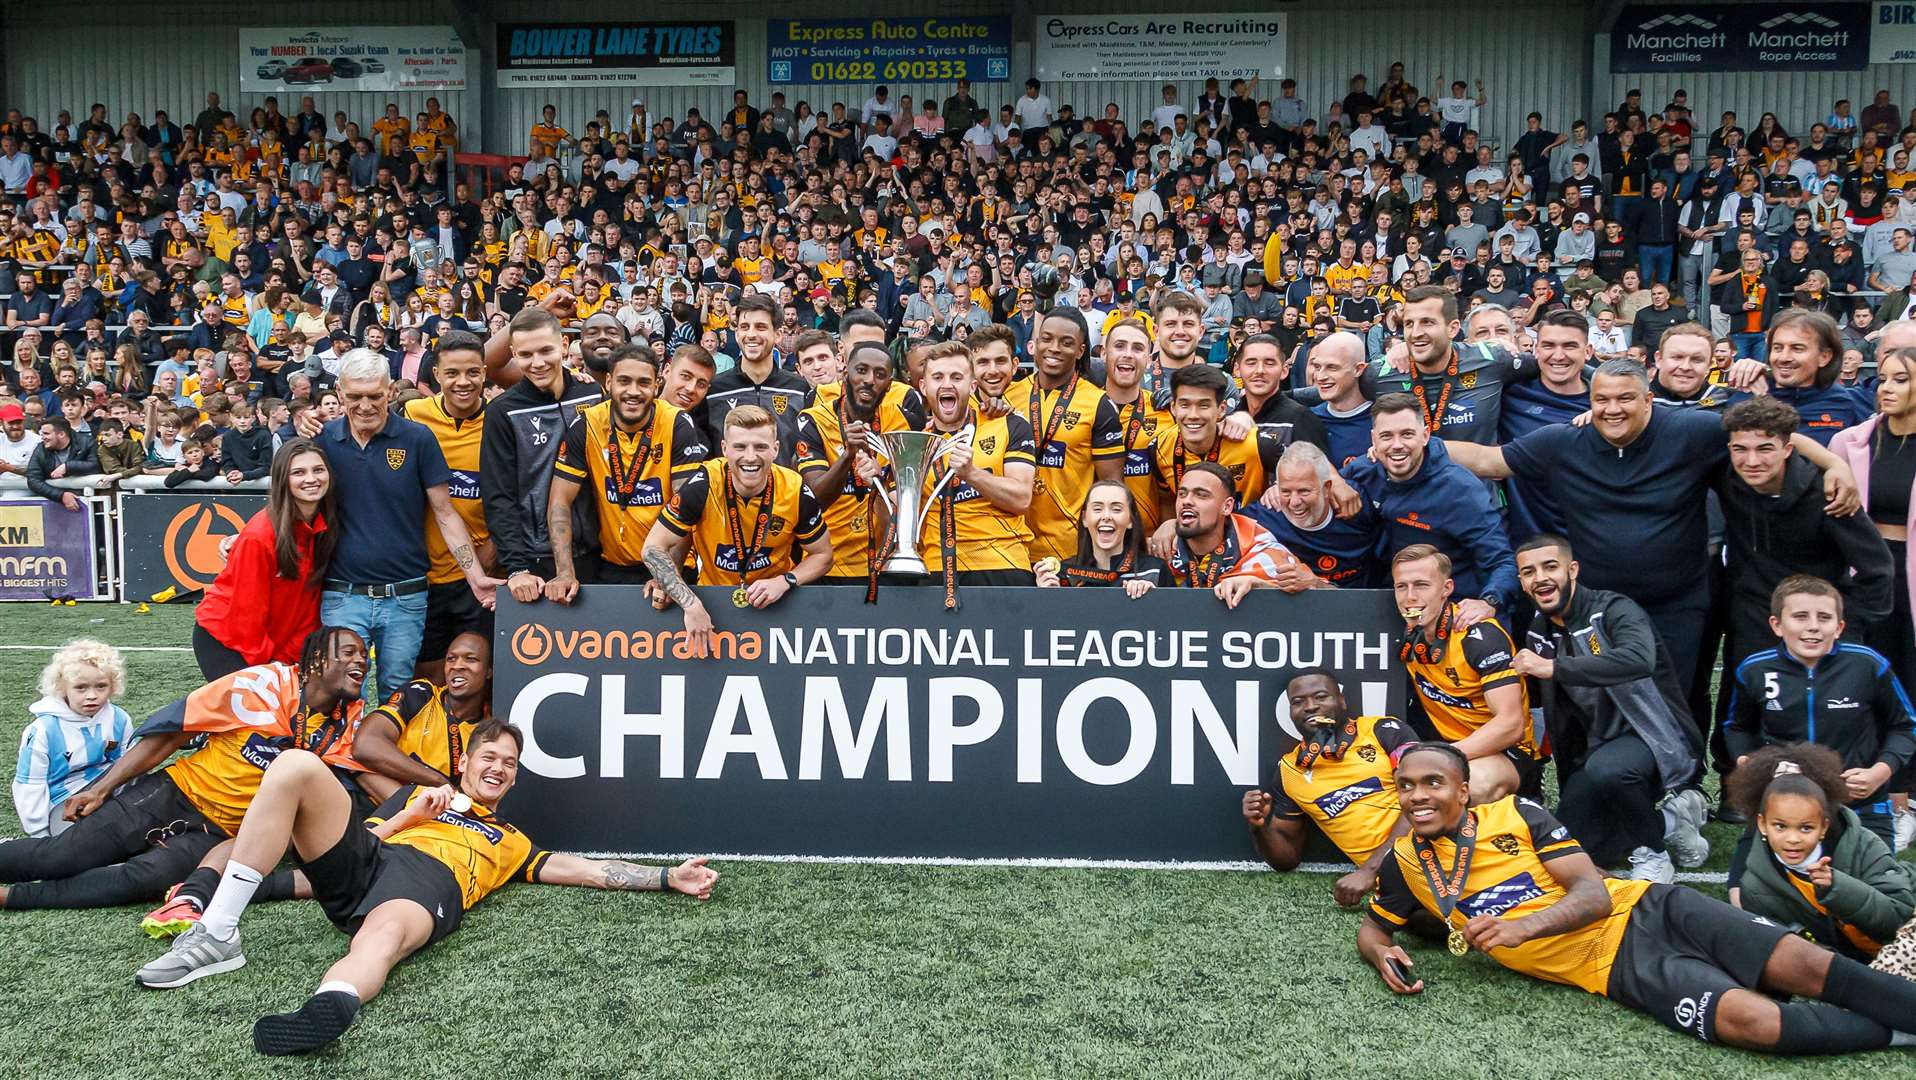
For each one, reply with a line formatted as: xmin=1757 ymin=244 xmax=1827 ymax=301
xmin=135 ymin=721 xmax=718 ymax=1055
xmin=1512 ymin=536 xmax=1710 ymax=884
xmin=1761 ymin=310 xmax=1874 ymax=445
xmin=643 ymin=406 xmax=833 ymax=651
xmin=1438 ymin=360 xmax=1860 ymax=702
xmin=1245 ymin=442 xmax=1383 ymax=589
xmin=399 ymin=334 xmax=494 ymax=683
xmin=1342 ymin=395 xmax=1517 ymax=625
xmin=700 ymin=294 xmax=808 ymax=464
xmin=907 ymin=342 xmax=1037 ymax=606
xmin=805 ymin=309 xmax=929 ymax=423
xmin=1006 ymin=307 xmax=1125 ymax=563
xmin=1242 ymin=668 xmax=1416 ymax=907
xmin=575 ymin=311 xmax=629 ymax=388
xmin=969 ymin=321 xmax=1022 ymax=412
xmin=795 ymin=343 xmax=920 ymax=586
xmin=482 ymin=307 xmax=604 ymax=606
xmin=1360 ymin=744 xmax=1916 ymax=1057
xmin=1391 ymin=544 xmax=1537 ymax=803
xmin=1165 ymin=461 xmax=1298 ymax=608
xmin=0 ymin=628 xmax=369 ymax=913
xmin=546 ymin=346 xmax=710 ymax=596
xmin=1101 ymin=318 xmax=1169 ymax=535
xmin=1148 ymin=364 xmax=1285 ymax=554
xmin=1143 ymin=292 xmax=1238 ymax=412
xmin=1371 ymin=286 xmax=1541 ymax=444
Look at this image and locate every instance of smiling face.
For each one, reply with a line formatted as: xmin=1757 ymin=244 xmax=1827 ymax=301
xmin=510 ymin=324 xmax=567 ymax=393
xmin=1370 ymin=407 xmax=1428 ymax=481
xmin=1394 ymin=747 xmax=1469 ymax=838
xmin=1391 ymin=553 xmax=1452 ymax=626
xmin=313 ymin=630 xmax=369 ymax=700
xmin=1080 ymin=483 xmax=1134 ymax=555
xmin=608 ymin=355 xmax=657 ymax=428
xmin=1033 ymin=315 xmax=1084 ymax=383
xmin=845 ymin=350 xmax=891 ymax=414
xmin=1173 ymin=469 xmax=1232 ymax=539
xmin=923 ymin=352 xmax=977 ymax=427
xmin=1401 ymin=296 xmax=1459 ymax=370
xmin=284 ymin=448 xmax=330 ymax=511
xmin=434 ymin=346 xmax=486 ymax=418
xmin=1771 ymin=590 xmax=1844 ymax=665
xmin=459 ymin=729 xmax=520 ymax=806
xmin=970 ymin=339 xmax=1017 ymax=400
xmin=1516 ymin=541 xmax=1576 ymax=618
xmin=1588 ymin=372 xmax=1652 ymax=447
xmin=441 ymin=632 xmax=490 ymax=710
xmin=1766 ymin=321 xmax=1831 ymax=389
xmin=1654 ymin=331 xmax=1713 ymax=396
xmin=722 ymin=420 xmax=778 ymax=496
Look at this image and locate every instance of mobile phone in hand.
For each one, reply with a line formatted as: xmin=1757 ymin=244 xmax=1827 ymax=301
xmin=1386 ymin=957 xmax=1419 ymax=987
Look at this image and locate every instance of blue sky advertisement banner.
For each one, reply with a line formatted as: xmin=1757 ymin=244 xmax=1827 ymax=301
xmin=496 ymin=22 xmax=736 ymax=87
xmin=767 ymin=18 xmax=1011 ymax=85
xmin=1611 ymin=4 xmax=1870 ymax=71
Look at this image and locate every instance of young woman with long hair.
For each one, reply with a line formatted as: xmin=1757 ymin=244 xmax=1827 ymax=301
xmin=191 ymin=438 xmax=339 ymax=679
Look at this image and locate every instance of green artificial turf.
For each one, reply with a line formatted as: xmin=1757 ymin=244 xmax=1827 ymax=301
xmin=0 ymin=603 xmax=1913 ymax=1078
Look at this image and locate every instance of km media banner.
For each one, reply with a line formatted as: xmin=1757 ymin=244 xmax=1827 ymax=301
xmin=497 ymin=22 xmax=736 ymax=88
xmin=768 ymin=18 xmax=1011 ymax=85
xmin=0 ymin=497 xmax=101 ymax=601
xmin=240 ymin=27 xmax=467 ymax=92
xmin=118 ymin=491 xmax=265 ymax=601
xmin=1034 ymin=14 xmax=1287 ymax=82
xmin=1611 ymin=4 xmax=1870 ymax=72
xmin=494 ymin=586 xmax=1402 ymax=862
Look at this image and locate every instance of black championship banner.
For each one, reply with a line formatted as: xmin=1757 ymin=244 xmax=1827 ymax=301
xmin=494 ymin=586 xmax=1403 ymax=861
xmin=120 ymin=491 xmax=266 ymax=600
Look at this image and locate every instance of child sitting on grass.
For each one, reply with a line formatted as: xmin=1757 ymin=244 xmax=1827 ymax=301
xmin=13 ymin=639 xmax=133 ymax=837
xmin=1729 ymin=741 xmax=1916 ymax=960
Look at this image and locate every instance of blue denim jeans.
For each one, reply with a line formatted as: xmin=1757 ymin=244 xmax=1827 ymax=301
xmin=1638 ymin=244 xmax=1674 ymax=287
xmin=319 ymin=590 xmax=428 ymax=700
xmin=1730 ymin=331 xmax=1767 ymax=360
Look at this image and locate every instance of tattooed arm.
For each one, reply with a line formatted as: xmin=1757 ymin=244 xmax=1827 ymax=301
xmin=535 ymin=854 xmax=719 ymax=899
xmin=427 ymin=484 xmax=505 ymax=609
xmin=641 ymin=519 xmax=721 ymax=656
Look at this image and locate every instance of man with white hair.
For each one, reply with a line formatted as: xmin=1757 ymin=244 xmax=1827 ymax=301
xmin=317 ymin=349 xmax=501 ymax=699
xmin=1243 ymin=441 xmax=1384 ymax=589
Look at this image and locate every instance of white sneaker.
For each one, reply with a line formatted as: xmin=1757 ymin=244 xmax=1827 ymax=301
xmin=135 ymin=922 xmax=245 ymax=989
xmin=1661 ymin=789 xmax=1710 ymax=869
xmin=1897 ymin=809 xmax=1915 ymax=853
xmin=1628 ymin=846 xmax=1675 ymax=884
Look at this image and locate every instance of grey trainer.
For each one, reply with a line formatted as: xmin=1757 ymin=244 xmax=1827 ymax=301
xmin=136 ymin=922 xmax=246 ymax=989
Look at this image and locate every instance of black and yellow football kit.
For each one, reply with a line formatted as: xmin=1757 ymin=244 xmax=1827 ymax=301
xmin=407 ymin=131 xmax=440 ymax=165
xmin=1005 ymin=374 xmax=1125 ymax=562
xmin=793 ymin=396 xmax=921 ymax=579
xmin=1270 ymin=715 xmax=1415 ymax=865
xmin=529 ymin=122 xmax=570 ymax=156
xmin=918 ymin=412 xmax=1038 ymax=574
xmin=310 ymin=783 xmax=552 ymax=944
xmin=731 ymin=255 xmax=767 ymax=286
xmin=1403 ymin=606 xmax=1538 ymax=759
xmin=153 ymin=664 xmax=366 ymax=835
xmin=401 ymin=395 xmax=488 ymax=586
xmin=1370 ymin=795 xmax=1650 ymax=995
xmin=368 ymin=680 xmax=483 ymax=784
xmin=372 ymin=116 xmax=410 ymax=157
xmin=553 ymin=400 xmax=708 ymax=567
xmin=660 ymin=459 xmax=826 ymax=585
xmin=805 ymin=380 xmax=928 ymax=424
xmin=1150 ymin=426 xmax=1282 ymax=510
xmin=1110 ymin=394 xmax=1168 ymax=536
xmin=1370 ymin=796 xmax=1800 ymax=1043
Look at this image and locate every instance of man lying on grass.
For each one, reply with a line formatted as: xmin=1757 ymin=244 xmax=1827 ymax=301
xmin=136 ymin=719 xmax=718 ymax=1056
xmin=1359 ymin=742 xmax=1916 ymax=1054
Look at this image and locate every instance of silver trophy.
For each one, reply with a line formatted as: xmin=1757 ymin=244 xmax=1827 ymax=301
xmin=864 ymin=426 xmax=975 ymax=575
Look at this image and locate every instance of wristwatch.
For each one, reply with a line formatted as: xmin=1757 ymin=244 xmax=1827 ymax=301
xmin=783 ymin=572 xmax=798 ymax=588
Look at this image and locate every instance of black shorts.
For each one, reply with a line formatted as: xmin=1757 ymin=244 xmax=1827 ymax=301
xmin=418 ymin=581 xmax=493 ymax=663
xmin=1503 ymin=746 xmax=1544 ymax=799
xmin=1606 ymin=883 xmax=1790 ymax=1043
xmin=301 ymin=807 xmax=464 ymax=945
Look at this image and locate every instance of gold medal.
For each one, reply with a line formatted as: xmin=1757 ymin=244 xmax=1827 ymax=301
xmin=732 ymin=587 xmax=750 ymax=608
xmin=1447 ymin=929 xmax=1470 ymax=957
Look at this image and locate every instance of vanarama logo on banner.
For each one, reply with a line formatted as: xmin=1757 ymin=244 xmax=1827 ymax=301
xmin=492 ymin=585 xmax=1403 ymax=862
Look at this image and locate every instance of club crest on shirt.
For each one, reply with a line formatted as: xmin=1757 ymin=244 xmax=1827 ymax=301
xmin=1489 ymin=832 xmax=1521 ymax=857
xmin=978 ymin=435 xmax=998 ymax=455
xmin=386 ymin=448 xmax=407 ymax=470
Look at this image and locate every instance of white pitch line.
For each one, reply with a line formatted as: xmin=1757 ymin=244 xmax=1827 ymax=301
xmin=565 ymin=850 xmax=1730 ymax=883
xmin=0 ymin=644 xmax=191 ymax=652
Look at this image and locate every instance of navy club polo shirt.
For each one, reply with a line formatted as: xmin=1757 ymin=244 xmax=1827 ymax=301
xmin=320 ymin=413 xmax=451 ymax=585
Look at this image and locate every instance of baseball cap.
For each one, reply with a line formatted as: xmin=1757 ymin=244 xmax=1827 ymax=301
xmin=1572 ymin=213 xmax=1591 ymax=224
xmin=0 ymin=403 xmax=24 ymax=422
xmin=330 ymin=330 xmax=354 ymax=346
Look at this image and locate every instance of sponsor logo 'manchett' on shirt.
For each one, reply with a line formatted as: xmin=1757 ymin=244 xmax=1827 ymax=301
xmin=1313 ymin=776 xmax=1385 ymax=818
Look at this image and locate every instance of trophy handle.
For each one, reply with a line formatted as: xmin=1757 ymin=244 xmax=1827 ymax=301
xmin=921 ymin=426 xmax=974 ymax=506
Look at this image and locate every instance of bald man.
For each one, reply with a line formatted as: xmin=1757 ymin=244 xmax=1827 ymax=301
xmin=1306 ymin=332 xmax=1373 ymax=469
